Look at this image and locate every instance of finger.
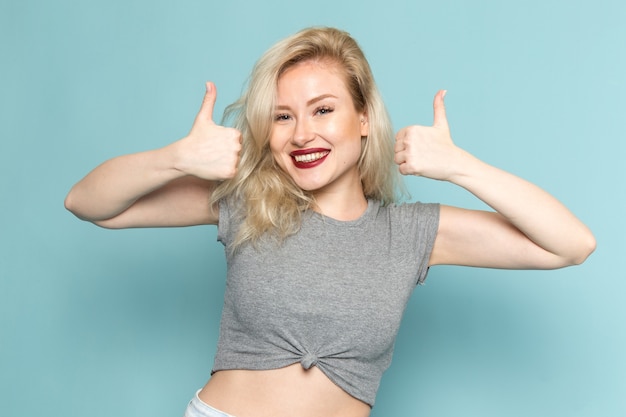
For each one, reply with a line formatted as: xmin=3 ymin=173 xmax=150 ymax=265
xmin=393 ymin=148 xmax=406 ymax=166
xmin=397 ymin=162 xmax=410 ymax=176
xmin=432 ymin=89 xmax=448 ymax=129
xmin=197 ymin=81 xmax=217 ymax=123
xmin=394 ymin=130 xmax=407 ymax=153
xmin=394 ymin=136 xmax=404 ymax=153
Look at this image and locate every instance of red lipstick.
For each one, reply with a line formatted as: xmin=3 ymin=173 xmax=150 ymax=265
xmin=290 ymin=148 xmax=330 ymax=169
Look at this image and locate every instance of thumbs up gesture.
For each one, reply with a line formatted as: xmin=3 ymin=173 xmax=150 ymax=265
xmin=172 ymin=82 xmax=242 ymax=181
xmin=394 ymin=90 xmax=463 ymax=181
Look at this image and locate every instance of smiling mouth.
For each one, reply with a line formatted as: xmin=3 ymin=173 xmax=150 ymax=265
xmin=293 ymin=151 xmax=329 ymax=163
xmin=290 ymin=149 xmax=330 ymax=168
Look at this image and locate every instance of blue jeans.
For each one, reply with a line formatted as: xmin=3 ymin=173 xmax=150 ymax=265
xmin=183 ymin=390 xmax=237 ymax=417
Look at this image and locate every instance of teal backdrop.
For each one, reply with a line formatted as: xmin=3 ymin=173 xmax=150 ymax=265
xmin=1 ymin=0 xmax=624 ymax=416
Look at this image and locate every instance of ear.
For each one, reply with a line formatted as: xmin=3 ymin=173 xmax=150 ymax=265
xmin=360 ymin=111 xmax=369 ymax=137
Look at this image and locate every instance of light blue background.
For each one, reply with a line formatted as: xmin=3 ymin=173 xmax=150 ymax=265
xmin=1 ymin=0 xmax=624 ymax=416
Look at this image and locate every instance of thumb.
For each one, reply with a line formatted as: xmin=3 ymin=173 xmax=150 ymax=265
xmin=197 ymin=81 xmax=217 ymax=123
xmin=432 ymin=89 xmax=448 ymax=129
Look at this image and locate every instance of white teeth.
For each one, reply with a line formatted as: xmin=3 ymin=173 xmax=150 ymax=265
xmin=294 ymin=151 xmax=329 ymax=163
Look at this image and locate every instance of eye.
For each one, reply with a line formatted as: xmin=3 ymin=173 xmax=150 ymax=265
xmin=315 ymin=106 xmax=334 ymax=116
xmin=274 ymin=113 xmax=291 ymax=122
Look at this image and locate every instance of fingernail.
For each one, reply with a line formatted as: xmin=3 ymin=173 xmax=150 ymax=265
xmin=442 ymin=90 xmax=447 ymax=98
xmin=206 ymin=82 xmax=212 ymax=93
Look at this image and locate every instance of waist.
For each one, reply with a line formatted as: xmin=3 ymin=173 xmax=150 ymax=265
xmin=198 ymin=364 xmax=370 ymax=417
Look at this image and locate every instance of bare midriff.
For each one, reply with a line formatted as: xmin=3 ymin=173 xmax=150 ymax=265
xmin=198 ymin=363 xmax=371 ymax=417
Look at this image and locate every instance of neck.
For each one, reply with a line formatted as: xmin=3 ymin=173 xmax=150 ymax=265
xmin=311 ymin=188 xmax=368 ymax=221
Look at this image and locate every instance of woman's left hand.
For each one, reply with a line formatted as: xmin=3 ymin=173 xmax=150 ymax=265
xmin=394 ymin=90 xmax=465 ymax=181
xmin=397 ymin=92 xmax=596 ymax=269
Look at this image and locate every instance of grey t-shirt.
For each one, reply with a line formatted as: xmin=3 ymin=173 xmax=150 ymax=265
xmin=212 ymin=199 xmax=440 ymax=406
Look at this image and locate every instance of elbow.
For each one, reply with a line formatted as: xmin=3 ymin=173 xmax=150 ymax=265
xmin=64 ymin=189 xmax=113 ymax=227
xmin=64 ymin=189 xmax=91 ymax=221
xmin=578 ymin=235 xmax=597 ymax=265
xmin=567 ymin=232 xmax=597 ymax=266
xmin=64 ymin=190 xmax=81 ymax=218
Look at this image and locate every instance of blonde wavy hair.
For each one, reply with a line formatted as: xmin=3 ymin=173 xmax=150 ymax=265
xmin=211 ymin=27 xmax=403 ymax=248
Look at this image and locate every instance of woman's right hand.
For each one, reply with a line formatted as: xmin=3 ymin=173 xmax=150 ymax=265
xmin=65 ymin=82 xmax=240 ymax=227
xmin=171 ymin=82 xmax=242 ymax=181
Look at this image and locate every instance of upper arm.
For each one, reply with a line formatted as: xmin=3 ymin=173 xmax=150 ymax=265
xmin=428 ymin=205 xmax=570 ymax=269
xmin=95 ymin=176 xmax=219 ymax=229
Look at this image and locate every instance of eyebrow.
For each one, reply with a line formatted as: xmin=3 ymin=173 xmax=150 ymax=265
xmin=275 ymin=94 xmax=338 ymax=110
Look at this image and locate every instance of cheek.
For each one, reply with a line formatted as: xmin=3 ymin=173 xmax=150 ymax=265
xmin=338 ymin=123 xmax=365 ymax=152
xmin=268 ymin=130 xmax=283 ymax=155
xmin=268 ymin=135 xmax=289 ymax=169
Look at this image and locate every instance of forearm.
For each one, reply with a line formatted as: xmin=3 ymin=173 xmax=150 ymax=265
xmin=65 ymin=82 xmax=241 ymax=227
xmin=450 ymin=150 xmax=596 ymax=264
xmin=65 ymin=144 xmax=183 ymax=222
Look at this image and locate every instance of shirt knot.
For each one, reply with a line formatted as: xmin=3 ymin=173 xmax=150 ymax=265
xmin=301 ymin=353 xmax=318 ymax=369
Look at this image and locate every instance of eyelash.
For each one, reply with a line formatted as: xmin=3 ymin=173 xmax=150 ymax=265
xmin=274 ymin=106 xmax=334 ymax=122
xmin=315 ymin=106 xmax=334 ymax=115
xmin=274 ymin=114 xmax=291 ymax=122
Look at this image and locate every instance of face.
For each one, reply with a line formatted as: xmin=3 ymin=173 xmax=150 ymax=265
xmin=270 ymin=60 xmax=369 ymax=197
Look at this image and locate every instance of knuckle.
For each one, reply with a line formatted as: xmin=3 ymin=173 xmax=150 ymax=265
xmin=407 ymin=125 xmax=421 ymax=135
xmin=226 ymin=127 xmax=240 ymax=136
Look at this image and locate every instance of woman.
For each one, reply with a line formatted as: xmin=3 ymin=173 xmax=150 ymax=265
xmin=65 ymin=27 xmax=595 ymax=417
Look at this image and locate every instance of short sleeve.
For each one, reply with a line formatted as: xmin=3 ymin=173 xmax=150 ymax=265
xmin=389 ymin=202 xmax=440 ymax=286
xmin=414 ymin=202 xmax=440 ymax=285
xmin=217 ymin=198 xmax=232 ymax=246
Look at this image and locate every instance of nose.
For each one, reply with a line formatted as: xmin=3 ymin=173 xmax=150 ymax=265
xmin=291 ymin=117 xmax=315 ymax=147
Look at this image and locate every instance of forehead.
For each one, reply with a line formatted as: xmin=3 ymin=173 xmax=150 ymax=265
xmin=277 ymin=60 xmax=349 ymax=96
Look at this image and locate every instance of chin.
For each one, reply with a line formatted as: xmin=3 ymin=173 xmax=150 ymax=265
xmin=292 ymin=178 xmax=328 ymax=193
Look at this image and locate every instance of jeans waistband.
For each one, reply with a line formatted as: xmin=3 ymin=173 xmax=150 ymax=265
xmin=183 ymin=390 xmax=237 ymax=417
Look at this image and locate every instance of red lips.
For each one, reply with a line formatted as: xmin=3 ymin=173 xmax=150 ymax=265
xmin=290 ymin=148 xmax=330 ymax=169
